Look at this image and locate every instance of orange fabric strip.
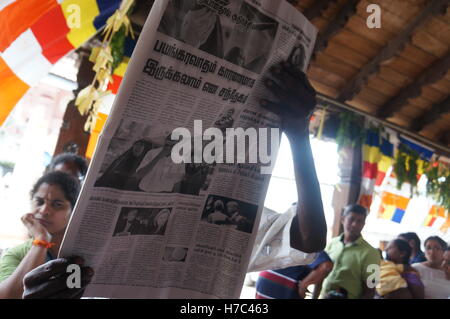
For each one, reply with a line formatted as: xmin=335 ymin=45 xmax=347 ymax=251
xmin=0 ymin=0 xmax=58 ymax=52
xmin=0 ymin=56 xmax=30 ymax=125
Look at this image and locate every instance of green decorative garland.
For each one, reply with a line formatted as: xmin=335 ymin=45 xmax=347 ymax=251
xmin=425 ymin=163 xmax=450 ymax=212
xmin=110 ymin=26 xmax=127 ymax=72
xmin=393 ymin=144 xmax=420 ymax=195
xmin=335 ymin=112 xmax=366 ymax=150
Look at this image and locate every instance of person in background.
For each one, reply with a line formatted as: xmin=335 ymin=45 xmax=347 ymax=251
xmin=0 ymin=171 xmax=91 ymax=298
xmin=375 ymin=239 xmax=424 ymax=299
xmin=256 ymin=251 xmax=333 ymax=299
xmin=398 ymin=232 xmax=426 ymax=264
xmin=442 ymin=247 xmax=450 ymax=280
xmin=321 ymin=204 xmax=381 ymax=299
xmin=412 ymin=236 xmax=450 ymax=299
xmin=48 ymin=153 xmax=89 ymax=182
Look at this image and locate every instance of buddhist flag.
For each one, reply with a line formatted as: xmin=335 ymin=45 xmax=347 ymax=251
xmin=378 ymin=191 xmax=410 ymax=224
xmin=358 ymin=130 xmax=394 ymax=209
xmin=398 ymin=136 xmax=433 ymax=161
xmin=440 ymin=217 xmax=450 ymax=234
xmin=398 ymin=136 xmax=433 ymax=178
xmin=375 ymin=138 xmax=394 ymax=186
xmin=0 ymin=0 xmax=122 ymax=126
xmin=423 ymin=205 xmax=447 ymax=230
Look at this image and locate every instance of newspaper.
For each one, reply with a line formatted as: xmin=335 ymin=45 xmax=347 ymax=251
xmin=60 ymin=0 xmax=317 ymax=299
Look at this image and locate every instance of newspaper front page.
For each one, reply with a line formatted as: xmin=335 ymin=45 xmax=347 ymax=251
xmin=60 ymin=0 xmax=317 ymax=299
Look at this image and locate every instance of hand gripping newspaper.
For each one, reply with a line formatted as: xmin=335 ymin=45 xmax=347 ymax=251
xmin=60 ymin=0 xmax=318 ymax=298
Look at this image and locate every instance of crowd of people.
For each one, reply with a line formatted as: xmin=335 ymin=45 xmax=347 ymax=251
xmin=0 ymin=61 xmax=448 ymax=299
xmin=255 ymin=204 xmax=450 ymax=299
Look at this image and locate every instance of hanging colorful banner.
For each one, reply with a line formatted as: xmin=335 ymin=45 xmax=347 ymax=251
xmin=423 ymin=205 xmax=447 ymax=229
xmin=0 ymin=0 xmax=122 ymax=126
xmin=375 ymin=136 xmax=435 ymax=225
xmin=378 ymin=190 xmax=410 ymax=223
xmin=398 ymin=136 xmax=434 ymax=161
xmin=440 ymin=217 xmax=450 ymax=234
xmin=375 ymin=138 xmax=394 ymax=186
xmin=358 ymin=130 xmax=394 ymax=209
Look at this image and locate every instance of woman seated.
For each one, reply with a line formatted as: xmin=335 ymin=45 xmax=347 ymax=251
xmin=0 ymin=171 xmax=80 ymax=298
xmin=376 ymin=239 xmax=424 ymax=299
xmin=412 ymin=236 xmax=450 ymax=299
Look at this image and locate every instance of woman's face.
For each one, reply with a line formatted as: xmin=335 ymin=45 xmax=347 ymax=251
xmin=385 ymin=241 xmax=404 ymax=264
xmin=31 ymin=183 xmax=72 ymax=235
xmin=132 ymin=143 xmax=145 ymax=156
xmin=425 ymin=240 xmax=445 ymax=264
xmin=442 ymin=250 xmax=450 ymax=275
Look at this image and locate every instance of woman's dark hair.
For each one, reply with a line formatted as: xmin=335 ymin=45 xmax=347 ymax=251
xmin=424 ymin=236 xmax=448 ymax=250
xmin=30 ymin=171 xmax=81 ymax=208
xmin=49 ymin=153 xmax=89 ymax=177
xmin=398 ymin=232 xmax=422 ymax=251
xmin=392 ymin=239 xmax=412 ymax=264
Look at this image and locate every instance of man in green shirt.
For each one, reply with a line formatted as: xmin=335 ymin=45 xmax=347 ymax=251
xmin=321 ymin=204 xmax=381 ymax=299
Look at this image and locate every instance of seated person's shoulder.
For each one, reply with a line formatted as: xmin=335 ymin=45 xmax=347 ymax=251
xmin=1 ymin=240 xmax=33 ymax=260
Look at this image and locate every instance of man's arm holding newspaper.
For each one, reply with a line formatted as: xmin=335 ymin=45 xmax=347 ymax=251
xmin=260 ymin=61 xmax=326 ymax=253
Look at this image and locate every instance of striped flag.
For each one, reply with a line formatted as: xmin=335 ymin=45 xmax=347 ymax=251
xmin=375 ymin=138 xmax=394 ymax=186
xmin=397 ymin=136 xmax=433 ymax=180
xmin=375 ymin=136 xmax=434 ymax=224
xmin=0 ymin=0 xmax=122 ymax=126
xmin=358 ymin=130 xmax=394 ymax=209
xmin=440 ymin=217 xmax=450 ymax=234
xmin=398 ymin=136 xmax=433 ymax=161
xmin=378 ymin=190 xmax=410 ymax=224
xmin=423 ymin=205 xmax=447 ymax=229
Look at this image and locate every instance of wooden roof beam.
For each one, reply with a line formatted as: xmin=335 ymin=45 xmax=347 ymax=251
xmin=303 ymin=0 xmax=339 ymax=21
xmin=313 ymin=0 xmax=360 ymax=55
xmin=410 ymin=95 xmax=450 ymax=132
xmin=376 ymin=52 xmax=450 ymax=118
xmin=439 ymin=130 xmax=450 ymax=146
xmin=337 ymin=0 xmax=450 ymax=103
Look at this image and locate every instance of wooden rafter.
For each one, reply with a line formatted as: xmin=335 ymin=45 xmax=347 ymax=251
xmin=313 ymin=0 xmax=360 ymax=55
xmin=376 ymin=52 xmax=450 ymax=118
xmin=337 ymin=0 xmax=450 ymax=102
xmin=439 ymin=130 xmax=450 ymax=145
xmin=303 ymin=0 xmax=339 ymax=21
xmin=410 ymin=95 xmax=450 ymax=132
